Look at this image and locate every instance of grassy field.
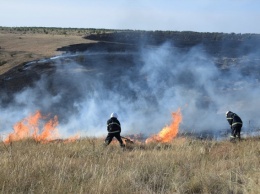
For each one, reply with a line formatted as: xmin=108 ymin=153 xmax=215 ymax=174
xmin=1 ymin=27 xmax=260 ymax=193
xmin=0 ymin=137 xmax=259 ymax=193
xmin=0 ymin=28 xmax=97 ymax=75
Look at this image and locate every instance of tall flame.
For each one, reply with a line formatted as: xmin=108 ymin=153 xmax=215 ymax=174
xmin=3 ymin=111 xmax=78 ymax=144
xmin=145 ymin=108 xmax=182 ymax=143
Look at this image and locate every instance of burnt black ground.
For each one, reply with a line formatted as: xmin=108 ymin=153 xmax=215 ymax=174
xmin=2 ymin=31 xmax=260 ymax=93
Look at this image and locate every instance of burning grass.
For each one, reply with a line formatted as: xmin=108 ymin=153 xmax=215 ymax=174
xmin=145 ymin=108 xmax=182 ymax=144
xmin=1 ymin=109 xmax=259 ymax=193
xmin=3 ymin=111 xmax=79 ymax=144
xmin=3 ymin=108 xmax=182 ymax=145
xmin=0 ymin=137 xmax=259 ymax=193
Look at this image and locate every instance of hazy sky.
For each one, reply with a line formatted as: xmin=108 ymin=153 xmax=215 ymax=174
xmin=1 ymin=0 xmax=260 ymax=33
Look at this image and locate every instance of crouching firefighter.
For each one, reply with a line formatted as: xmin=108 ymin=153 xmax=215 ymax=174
xmin=226 ymin=111 xmax=243 ymax=140
xmin=104 ymin=113 xmax=125 ymax=147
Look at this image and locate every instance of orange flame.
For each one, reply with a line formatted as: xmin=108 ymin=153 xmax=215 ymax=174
xmin=63 ymin=134 xmax=80 ymax=143
xmin=4 ymin=111 xmax=79 ymax=144
xmin=145 ymin=108 xmax=182 ymax=143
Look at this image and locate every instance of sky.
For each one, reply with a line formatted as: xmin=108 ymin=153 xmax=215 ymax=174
xmin=1 ymin=0 xmax=260 ymax=34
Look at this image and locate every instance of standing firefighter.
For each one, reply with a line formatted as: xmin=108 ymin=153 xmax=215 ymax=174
xmin=226 ymin=111 xmax=243 ymax=140
xmin=104 ymin=113 xmax=125 ymax=147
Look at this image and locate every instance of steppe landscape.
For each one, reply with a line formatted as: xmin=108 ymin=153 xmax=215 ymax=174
xmin=0 ymin=27 xmax=259 ymax=193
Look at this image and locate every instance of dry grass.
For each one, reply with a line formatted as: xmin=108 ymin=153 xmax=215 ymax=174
xmin=0 ymin=31 xmax=97 ymax=75
xmin=0 ymin=137 xmax=259 ymax=194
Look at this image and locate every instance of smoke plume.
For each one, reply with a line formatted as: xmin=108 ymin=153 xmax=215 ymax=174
xmin=1 ymin=40 xmax=260 ymax=139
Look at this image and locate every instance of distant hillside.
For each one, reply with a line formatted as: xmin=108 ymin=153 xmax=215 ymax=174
xmin=1 ymin=27 xmax=260 ymax=95
xmin=84 ymin=30 xmax=260 ymax=58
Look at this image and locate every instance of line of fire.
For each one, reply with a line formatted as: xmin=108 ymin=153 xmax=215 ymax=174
xmin=2 ymin=109 xmax=182 ymax=145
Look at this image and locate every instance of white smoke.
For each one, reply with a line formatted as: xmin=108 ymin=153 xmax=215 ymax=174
xmin=0 ymin=41 xmax=260 ymax=139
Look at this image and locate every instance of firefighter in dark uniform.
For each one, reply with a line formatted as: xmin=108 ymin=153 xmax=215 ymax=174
xmin=226 ymin=111 xmax=243 ymax=140
xmin=104 ymin=113 xmax=125 ymax=147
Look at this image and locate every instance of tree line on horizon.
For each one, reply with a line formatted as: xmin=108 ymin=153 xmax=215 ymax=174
xmin=0 ymin=26 xmax=259 ymax=39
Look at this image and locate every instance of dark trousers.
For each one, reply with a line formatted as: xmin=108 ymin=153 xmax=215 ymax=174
xmin=231 ymin=124 xmax=242 ymax=139
xmin=105 ymin=132 xmax=124 ymax=146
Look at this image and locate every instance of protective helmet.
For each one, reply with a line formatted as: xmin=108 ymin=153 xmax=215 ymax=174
xmin=110 ymin=112 xmax=118 ymax=118
xmin=226 ymin=111 xmax=231 ymax=116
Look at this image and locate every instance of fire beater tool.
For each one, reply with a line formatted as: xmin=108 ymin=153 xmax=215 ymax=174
xmin=121 ymin=136 xmax=134 ymax=144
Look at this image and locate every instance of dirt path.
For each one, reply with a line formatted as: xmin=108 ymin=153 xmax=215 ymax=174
xmin=0 ymin=33 xmax=97 ymax=75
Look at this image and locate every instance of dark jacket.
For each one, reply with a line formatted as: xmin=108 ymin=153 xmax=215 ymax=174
xmin=226 ymin=112 xmax=243 ymax=127
xmin=107 ymin=117 xmax=121 ymax=133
